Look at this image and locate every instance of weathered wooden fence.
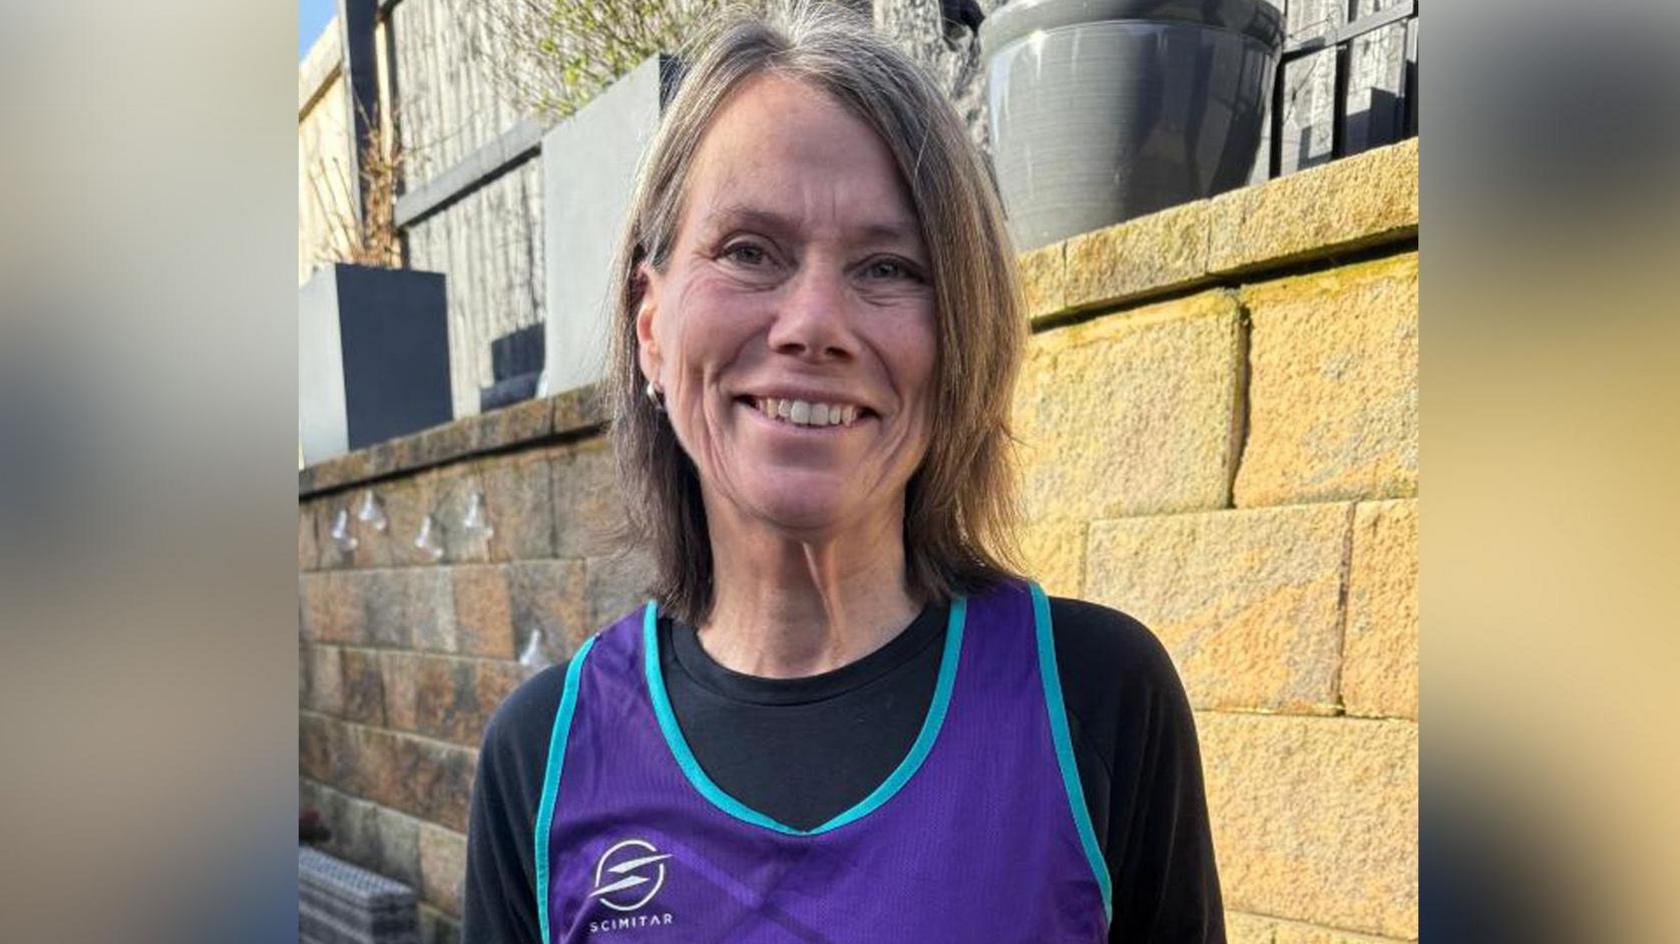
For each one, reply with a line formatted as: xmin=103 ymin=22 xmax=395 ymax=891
xmin=1256 ymin=0 xmax=1419 ymax=181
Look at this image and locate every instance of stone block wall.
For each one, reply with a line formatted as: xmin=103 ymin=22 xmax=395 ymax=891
xmin=299 ymin=405 xmax=654 ymax=943
xmin=298 ymin=139 xmax=1417 ymax=943
xmin=1014 ymin=140 xmax=1418 ymax=941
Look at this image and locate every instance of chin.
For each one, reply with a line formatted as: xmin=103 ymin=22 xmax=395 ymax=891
xmin=742 ymin=476 xmax=860 ymax=536
xmin=752 ymin=492 xmax=852 ymax=535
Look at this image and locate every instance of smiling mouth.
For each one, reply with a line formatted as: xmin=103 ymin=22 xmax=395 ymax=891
xmin=741 ymin=396 xmax=864 ymax=428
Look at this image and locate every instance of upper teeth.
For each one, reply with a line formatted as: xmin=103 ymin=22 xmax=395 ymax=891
xmin=756 ymin=398 xmax=859 ymax=427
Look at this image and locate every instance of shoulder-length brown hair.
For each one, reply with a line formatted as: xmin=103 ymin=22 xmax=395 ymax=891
xmin=605 ymin=1 xmax=1024 ymax=625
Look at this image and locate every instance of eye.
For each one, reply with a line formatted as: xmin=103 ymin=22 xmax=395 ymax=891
xmin=720 ymin=240 xmax=770 ymax=267
xmin=861 ymin=257 xmax=925 ymax=283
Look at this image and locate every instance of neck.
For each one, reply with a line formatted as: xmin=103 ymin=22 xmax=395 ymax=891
xmin=697 ymin=496 xmax=921 ymax=679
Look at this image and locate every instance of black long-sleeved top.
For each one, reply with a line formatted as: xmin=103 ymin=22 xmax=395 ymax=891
xmin=461 ymin=596 xmax=1224 ymax=942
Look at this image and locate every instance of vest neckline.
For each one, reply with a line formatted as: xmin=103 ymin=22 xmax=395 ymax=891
xmin=639 ymin=595 xmax=967 ymax=836
xmin=664 ymin=603 xmax=948 ymax=706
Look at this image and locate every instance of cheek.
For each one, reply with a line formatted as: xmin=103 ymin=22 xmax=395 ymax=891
xmin=884 ymin=307 xmax=939 ymax=413
xmin=654 ymin=276 xmax=769 ymax=464
xmin=661 ymin=275 xmax=767 ymax=377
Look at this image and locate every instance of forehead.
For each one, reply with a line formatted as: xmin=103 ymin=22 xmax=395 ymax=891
xmin=680 ymin=73 xmax=920 ymax=239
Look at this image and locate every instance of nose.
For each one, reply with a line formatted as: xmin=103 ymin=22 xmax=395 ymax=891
xmin=766 ymin=264 xmax=857 ymax=362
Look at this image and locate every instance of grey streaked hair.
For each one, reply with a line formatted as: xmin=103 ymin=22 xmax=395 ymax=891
xmin=604 ymin=0 xmax=1024 ymax=625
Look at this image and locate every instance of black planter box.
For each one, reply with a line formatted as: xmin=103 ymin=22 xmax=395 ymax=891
xmin=299 ymin=263 xmax=451 ymax=464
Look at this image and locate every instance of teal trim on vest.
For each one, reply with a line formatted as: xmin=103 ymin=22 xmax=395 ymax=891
xmin=535 ymin=634 xmax=597 ymax=944
xmin=641 ymin=596 xmax=967 ymax=836
xmin=1030 ymin=581 xmax=1114 ymax=925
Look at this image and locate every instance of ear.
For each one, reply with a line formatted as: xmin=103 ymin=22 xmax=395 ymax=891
xmin=634 ymin=260 xmax=663 ymax=389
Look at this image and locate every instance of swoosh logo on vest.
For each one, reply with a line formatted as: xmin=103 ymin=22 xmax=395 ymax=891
xmin=589 ymin=839 xmax=672 ymax=912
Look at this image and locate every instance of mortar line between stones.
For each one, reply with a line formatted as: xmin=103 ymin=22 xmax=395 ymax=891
xmin=543 ymin=445 xmax=562 ymax=563
xmin=1228 ymin=295 xmax=1253 ymax=510
xmin=1027 ymin=237 xmax=1417 ymax=337
xmin=303 ymin=687 xmax=509 ymax=746
xmin=318 ymin=641 xmax=537 ymax=668
xmin=301 ymin=707 xmax=481 ymax=756
xmin=1331 ymin=502 xmax=1362 ymax=716
xmin=1228 ymin=905 xmax=1414 ymax=943
xmin=1193 ymin=706 xmax=1409 ymax=726
xmin=1032 ymin=277 xmax=1222 ymax=332
xmin=301 ymin=557 xmax=588 ymax=577
xmin=1079 ymin=495 xmax=1389 ymax=534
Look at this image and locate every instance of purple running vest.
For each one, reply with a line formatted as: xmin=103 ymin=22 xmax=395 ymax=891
xmin=534 ymin=580 xmax=1111 ymax=943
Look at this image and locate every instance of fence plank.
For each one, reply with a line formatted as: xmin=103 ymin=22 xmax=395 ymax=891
xmin=1278 ymin=0 xmax=1345 ymax=175
xmin=1405 ymin=15 xmax=1418 ymax=138
xmin=392 ymin=0 xmax=525 ymax=191
xmin=1248 ymin=53 xmax=1277 ymax=185
xmin=1343 ymin=0 xmax=1410 ymax=154
xmin=406 ymin=160 xmax=546 ymax=419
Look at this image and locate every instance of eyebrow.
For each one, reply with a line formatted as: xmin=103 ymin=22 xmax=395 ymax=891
xmin=702 ymin=203 xmax=922 ymax=248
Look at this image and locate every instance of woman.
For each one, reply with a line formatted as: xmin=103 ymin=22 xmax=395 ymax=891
xmin=463 ymin=4 xmax=1222 ymax=941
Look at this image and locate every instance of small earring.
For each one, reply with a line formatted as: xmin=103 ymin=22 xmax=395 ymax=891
xmin=645 ymin=381 xmax=665 ymax=411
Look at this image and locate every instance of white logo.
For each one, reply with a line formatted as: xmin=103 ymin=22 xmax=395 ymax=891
xmin=588 ymin=839 xmax=672 ymax=913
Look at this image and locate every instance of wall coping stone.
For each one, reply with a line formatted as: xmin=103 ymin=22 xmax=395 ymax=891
xmin=1028 ymin=138 xmax=1418 ymax=325
xmin=299 ymin=139 xmax=1417 ymax=498
xmin=298 ymin=383 xmax=606 ymax=497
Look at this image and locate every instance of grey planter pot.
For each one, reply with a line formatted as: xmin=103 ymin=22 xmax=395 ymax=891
xmin=299 ymin=263 xmax=452 ymax=465
xmin=981 ymin=0 xmax=1284 ymax=251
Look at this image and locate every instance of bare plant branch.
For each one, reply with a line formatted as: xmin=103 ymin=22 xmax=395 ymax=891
xmin=471 ymin=0 xmax=765 ymax=121
xmin=314 ymin=102 xmax=406 ymax=269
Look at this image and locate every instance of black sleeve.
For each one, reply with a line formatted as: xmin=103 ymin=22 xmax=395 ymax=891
xmin=1052 ymin=597 xmax=1225 ymax=944
xmin=461 ymin=662 xmax=569 ymax=944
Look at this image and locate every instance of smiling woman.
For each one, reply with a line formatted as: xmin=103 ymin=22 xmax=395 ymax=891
xmin=612 ymin=7 xmax=1026 ymax=629
xmin=636 ymin=70 xmax=942 ymax=606
xmin=463 ymin=4 xmax=1224 ymax=943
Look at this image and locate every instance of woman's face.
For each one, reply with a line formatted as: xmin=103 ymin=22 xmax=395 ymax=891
xmin=637 ymin=74 xmax=936 ymax=541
